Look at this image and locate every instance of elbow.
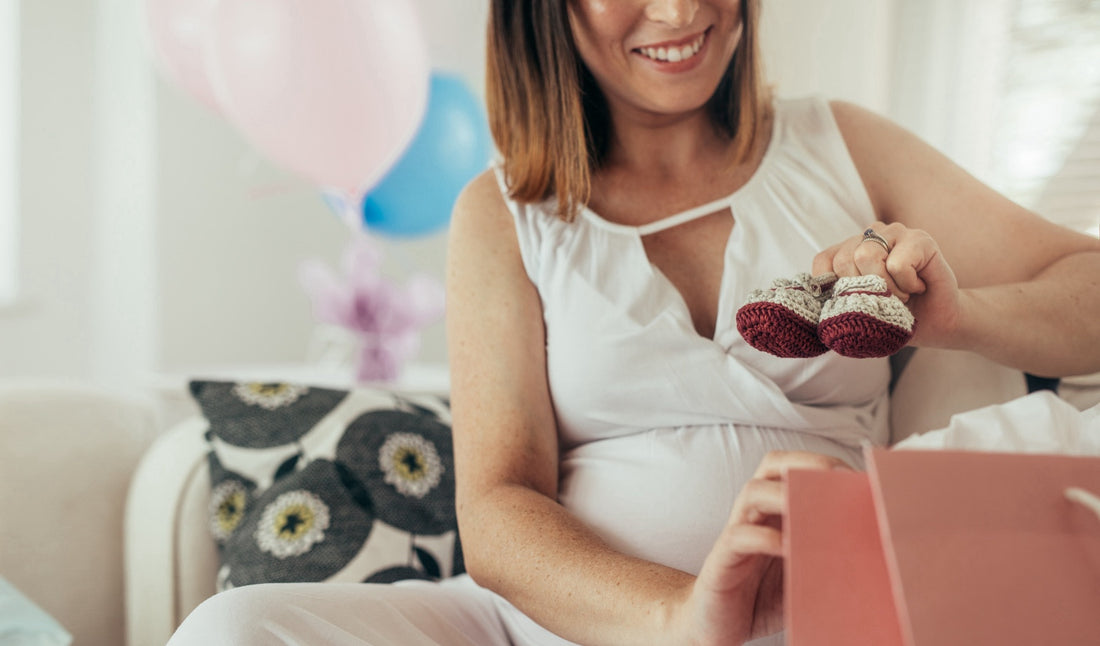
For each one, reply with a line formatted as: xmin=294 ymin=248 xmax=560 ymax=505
xmin=454 ymin=495 xmax=503 ymax=590
xmin=454 ymin=484 xmax=544 ymax=598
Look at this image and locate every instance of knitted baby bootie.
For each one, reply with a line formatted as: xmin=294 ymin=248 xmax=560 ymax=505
xmin=736 ymin=272 xmax=838 ymax=358
xmin=817 ymin=274 xmax=915 ymax=358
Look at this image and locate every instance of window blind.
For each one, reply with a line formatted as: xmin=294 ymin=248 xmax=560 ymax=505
xmin=991 ymin=0 xmax=1100 ymax=236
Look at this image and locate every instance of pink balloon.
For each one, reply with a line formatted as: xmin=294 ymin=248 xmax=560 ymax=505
xmin=143 ymin=0 xmax=222 ymax=112
xmin=205 ymin=0 xmax=431 ymax=197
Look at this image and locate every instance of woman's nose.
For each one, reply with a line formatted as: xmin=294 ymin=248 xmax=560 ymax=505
xmin=644 ymin=0 xmax=699 ymax=27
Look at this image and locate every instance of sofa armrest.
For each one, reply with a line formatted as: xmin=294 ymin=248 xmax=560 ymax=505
xmin=1061 ymin=371 xmax=1100 ymax=411
xmin=124 ymin=417 xmax=217 ymax=646
xmin=0 ymin=380 xmax=159 ymax=646
xmin=889 ymin=348 xmax=1028 ymax=445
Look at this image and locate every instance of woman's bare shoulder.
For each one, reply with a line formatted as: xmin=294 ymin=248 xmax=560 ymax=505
xmin=452 ymin=168 xmax=509 ymax=225
xmin=827 ymin=100 xmax=900 ymax=139
xmin=448 ymin=168 xmax=526 ymax=271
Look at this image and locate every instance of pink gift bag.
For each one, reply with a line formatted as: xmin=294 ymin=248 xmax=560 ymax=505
xmin=785 ymin=448 xmax=1100 ymax=646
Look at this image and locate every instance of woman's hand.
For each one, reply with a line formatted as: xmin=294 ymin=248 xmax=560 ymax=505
xmin=813 ymin=223 xmax=961 ymax=347
xmin=672 ymin=451 xmax=853 ymax=646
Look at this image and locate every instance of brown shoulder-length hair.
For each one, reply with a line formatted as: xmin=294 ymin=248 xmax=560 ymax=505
xmin=486 ymin=0 xmax=770 ymax=221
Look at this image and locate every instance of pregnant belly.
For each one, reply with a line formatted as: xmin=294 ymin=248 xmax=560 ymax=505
xmin=557 ymin=424 xmax=861 ymax=575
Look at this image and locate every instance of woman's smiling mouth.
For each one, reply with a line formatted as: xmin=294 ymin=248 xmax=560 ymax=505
xmin=634 ymin=28 xmax=709 ymax=64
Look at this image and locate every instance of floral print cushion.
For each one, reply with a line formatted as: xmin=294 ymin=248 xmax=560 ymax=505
xmin=191 ymin=380 xmax=462 ymax=591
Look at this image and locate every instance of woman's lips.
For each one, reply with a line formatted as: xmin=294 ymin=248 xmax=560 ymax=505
xmin=633 ymin=28 xmax=709 ymax=66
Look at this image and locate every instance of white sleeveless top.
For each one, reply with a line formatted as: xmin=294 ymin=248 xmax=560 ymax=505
xmin=492 ymin=96 xmax=890 ymax=584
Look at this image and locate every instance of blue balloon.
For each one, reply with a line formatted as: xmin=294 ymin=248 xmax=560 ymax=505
xmin=360 ymin=73 xmax=493 ymax=237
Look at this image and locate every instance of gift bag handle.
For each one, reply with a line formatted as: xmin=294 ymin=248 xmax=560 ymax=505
xmin=1065 ymin=487 xmax=1100 ymax=522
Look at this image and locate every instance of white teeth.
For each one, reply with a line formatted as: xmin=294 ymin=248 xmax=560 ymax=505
xmin=638 ymin=33 xmax=705 ymax=63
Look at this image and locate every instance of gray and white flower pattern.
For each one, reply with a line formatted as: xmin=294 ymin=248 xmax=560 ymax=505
xmin=255 ymin=489 xmax=331 ymax=559
xmin=378 ymin=432 xmax=444 ymax=499
xmin=209 ymin=479 xmax=249 ymax=542
xmin=233 ymin=382 xmax=309 ymax=410
xmin=193 ymin=380 xmax=463 ymax=588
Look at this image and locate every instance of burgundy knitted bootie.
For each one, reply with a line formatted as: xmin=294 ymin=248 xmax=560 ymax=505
xmin=817 ymin=274 xmax=915 ymax=358
xmin=736 ymin=272 xmax=837 ymax=358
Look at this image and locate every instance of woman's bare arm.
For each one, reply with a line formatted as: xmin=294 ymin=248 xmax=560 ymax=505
xmin=445 ymin=171 xmax=694 ymax=645
xmin=825 ymin=101 xmax=1100 ymax=376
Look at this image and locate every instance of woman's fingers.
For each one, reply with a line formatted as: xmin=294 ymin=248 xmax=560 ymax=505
xmin=813 ymin=223 xmax=948 ymax=303
xmin=811 ymin=242 xmax=842 ymax=277
xmin=884 ymin=229 xmax=941 ymax=296
xmin=726 ymin=451 xmax=854 ymax=529
xmin=688 ymin=451 xmax=852 ymax=645
xmin=852 ymin=227 xmax=904 ymax=297
xmin=719 ymin=523 xmax=784 ymax=559
xmin=752 ymin=450 xmax=853 ymax=481
xmin=730 ymin=478 xmax=785 ymax=526
xmin=813 ymin=223 xmax=965 ymax=349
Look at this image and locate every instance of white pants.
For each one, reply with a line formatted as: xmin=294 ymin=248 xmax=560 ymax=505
xmin=167 ymin=574 xmax=786 ymax=646
xmin=166 ymin=575 xmax=579 ymax=646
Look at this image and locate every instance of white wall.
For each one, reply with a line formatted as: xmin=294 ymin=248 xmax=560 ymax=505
xmin=3 ymin=0 xmax=100 ymax=380
xmin=762 ymin=0 xmax=896 ymax=112
xmin=1 ymin=0 xmax=900 ymax=388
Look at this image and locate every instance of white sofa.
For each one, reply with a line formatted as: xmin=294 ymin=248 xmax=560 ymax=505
xmin=0 ymin=381 xmax=160 ymax=646
xmin=5 ymin=350 xmax=1099 ymax=646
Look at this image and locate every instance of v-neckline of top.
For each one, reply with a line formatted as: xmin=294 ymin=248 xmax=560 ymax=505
xmin=577 ymin=104 xmax=782 ymax=237
xmin=577 ymin=106 xmax=781 ymax=343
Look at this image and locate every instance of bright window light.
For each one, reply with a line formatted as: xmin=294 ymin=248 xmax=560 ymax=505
xmin=991 ymin=0 xmax=1100 ymax=236
xmin=0 ymin=0 xmax=18 ymax=305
